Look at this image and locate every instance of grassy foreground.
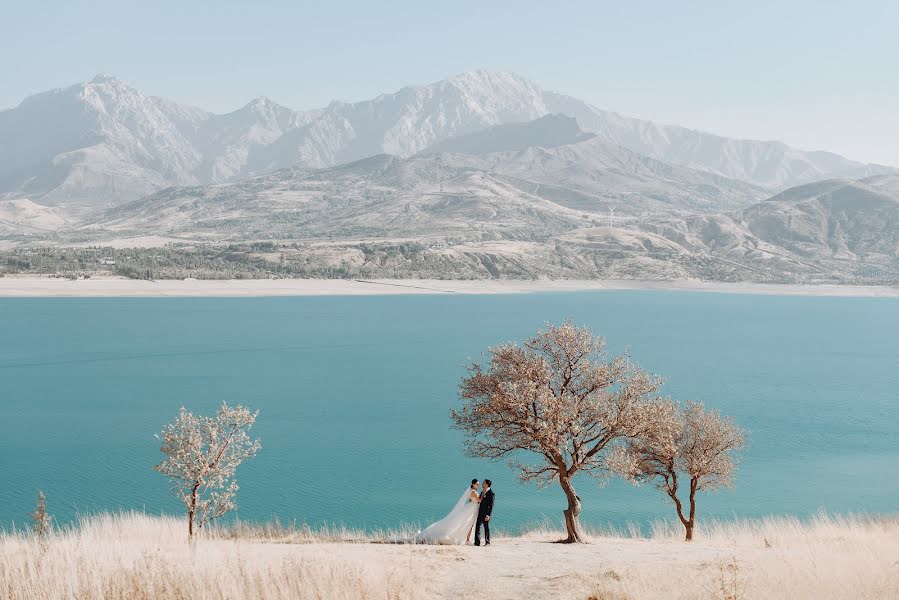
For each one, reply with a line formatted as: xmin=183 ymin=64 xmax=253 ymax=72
xmin=1 ymin=512 xmax=897 ymax=599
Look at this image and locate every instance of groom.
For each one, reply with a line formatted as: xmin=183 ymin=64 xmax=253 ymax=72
xmin=474 ymin=479 xmax=494 ymax=546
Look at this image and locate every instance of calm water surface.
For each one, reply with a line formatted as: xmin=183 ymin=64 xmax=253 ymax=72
xmin=1 ymin=292 xmax=897 ymax=532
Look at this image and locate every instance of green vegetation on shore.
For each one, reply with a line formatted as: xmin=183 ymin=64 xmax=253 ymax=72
xmin=4 ymin=241 xmax=895 ymax=284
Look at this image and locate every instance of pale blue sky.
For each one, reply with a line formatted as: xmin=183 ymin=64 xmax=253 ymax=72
xmin=2 ymin=0 xmax=897 ymax=165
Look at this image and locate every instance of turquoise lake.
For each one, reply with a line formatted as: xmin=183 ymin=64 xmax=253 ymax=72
xmin=1 ymin=292 xmax=897 ymax=533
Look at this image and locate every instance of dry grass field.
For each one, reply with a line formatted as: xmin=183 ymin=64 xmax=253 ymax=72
xmin=1 ymin=512 xmax=897 ymax=600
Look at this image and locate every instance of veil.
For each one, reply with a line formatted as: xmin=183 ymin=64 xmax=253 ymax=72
xmin=449 ymin=487 xmax=473 ymax=513
xmin=412 ymin=488 xmax=479 ymax=545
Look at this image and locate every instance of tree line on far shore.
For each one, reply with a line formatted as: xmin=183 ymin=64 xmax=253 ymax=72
xmin=27 ymin=321 xmax=744 ymax=544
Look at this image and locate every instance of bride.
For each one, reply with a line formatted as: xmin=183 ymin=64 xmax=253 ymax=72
xmin=413 ymin=479 xmax=481 ymax=544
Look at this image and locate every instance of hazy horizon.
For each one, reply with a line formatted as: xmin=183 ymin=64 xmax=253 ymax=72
xmin=2 ymin=1 xmax=897 ymax=166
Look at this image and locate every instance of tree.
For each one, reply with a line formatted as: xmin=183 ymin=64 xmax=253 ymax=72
xmin=452 ymin=321 xmax=662 ymax=543
xmin=609 ymin=400 xmax=745 ymax=541
xmin=154 ymin=402 xmax=261 ymax=539
xmin=30 ymin=490 xmax=52 ymax=541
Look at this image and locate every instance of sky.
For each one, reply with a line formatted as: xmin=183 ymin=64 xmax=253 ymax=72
xmin=2 ymin=0 xmax=897 ymax=166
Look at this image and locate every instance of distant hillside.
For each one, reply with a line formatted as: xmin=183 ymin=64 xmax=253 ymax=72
xmin=436 ymin=133 xmax=766 ymax=215
xmin=640 ymin=177 xmax=899 ymax=276
xmin=92 ymin=154 xmax=587 ymax=242
xmin=4 ymin=174 xmax=898 ymax=284
xmin=0 ymin=199 xmax=68 ymax=235
xmin=83 ymin=126 xmax=768 ymax=243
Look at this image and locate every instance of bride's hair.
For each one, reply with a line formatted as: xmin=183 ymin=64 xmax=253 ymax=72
xmin=470 ymin=479 xmax=479 ymax=487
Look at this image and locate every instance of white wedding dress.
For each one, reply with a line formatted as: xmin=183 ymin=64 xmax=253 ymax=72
xmin=413 ymin=488 xmax=479 ymax=545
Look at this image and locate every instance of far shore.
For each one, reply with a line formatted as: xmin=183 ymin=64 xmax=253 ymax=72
xmin=1 ymin=276 xmax=899 ymax=298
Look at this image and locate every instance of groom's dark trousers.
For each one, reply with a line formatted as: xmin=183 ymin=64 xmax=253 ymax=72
xmin=474 ymin=488 xmax=494 ymax=546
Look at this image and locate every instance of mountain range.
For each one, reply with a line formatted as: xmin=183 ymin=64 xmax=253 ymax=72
xmin=1 ymin=71 xmax=893 ymax=213
xmin=1 ymin=71 xmax=896 ymax=284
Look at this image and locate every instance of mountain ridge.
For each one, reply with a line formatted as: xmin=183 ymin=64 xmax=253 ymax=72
xmin=1 ymin=71 xmax=894 ymax=212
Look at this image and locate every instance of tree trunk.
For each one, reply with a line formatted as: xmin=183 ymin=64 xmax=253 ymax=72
xmin=668 ymin=486 xmax=693 ymax=542
xmin=685 ymin=478 xmax=698 ymax=542
xmin=188 ymin=482 xmax=200 ymax=540
xmin=559 ymin=475 xmax=586 ymax=543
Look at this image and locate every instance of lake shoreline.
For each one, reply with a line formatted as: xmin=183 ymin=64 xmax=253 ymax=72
xmin=1 ymin=276 xmax=899 ymax=298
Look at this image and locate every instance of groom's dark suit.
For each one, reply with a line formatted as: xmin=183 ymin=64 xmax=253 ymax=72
xmin=474 ymin=488 xmax=494 ymax=546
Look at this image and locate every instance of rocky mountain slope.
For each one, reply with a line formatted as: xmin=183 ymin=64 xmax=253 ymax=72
xmin=0 ymin=199 xmax=69 ymax=235
xmin=428 ymin=119 xmax=766 ymax=215
xmin=83 ymin=118 xmax=768 ymax=242
xmin=0 ymin=75 xmax=200 ymax=207
xmin=639 ymin=175 xmax=899 ymax=276
xmin=1 ymin=72 xmax=893 ymax=214
xmin=91 ymin=154 xmax=588 ymax=242
xmin=547 ymin=92 xmax=894 ymax=189
xmin=416 ymin=114 xmax=594 ymax=155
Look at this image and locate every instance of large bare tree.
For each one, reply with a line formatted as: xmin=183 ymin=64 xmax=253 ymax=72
xmin=609 ymin=399 xmax=745 ymax=541
xmin=154 ymin=402 xmax=261 ymax=539
xmin=452 ymin=322 xmax=661 ymax=543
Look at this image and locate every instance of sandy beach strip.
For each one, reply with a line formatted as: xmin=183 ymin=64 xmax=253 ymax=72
xmin=1 ymin=276 xmax=898 ymax=298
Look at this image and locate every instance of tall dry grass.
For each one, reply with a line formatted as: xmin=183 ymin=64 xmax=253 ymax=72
xmin=1 ymin=511 xmax=898 ymax=599
xmin=0 ymin=512 xmax=418 ymax=600
xmin=521 ymin=513 xmax=899 ymax=600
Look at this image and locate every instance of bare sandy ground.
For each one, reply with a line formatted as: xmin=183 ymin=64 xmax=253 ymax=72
xmin=288 ymin=536 xmax=733 ymax=598
xmin=2 ymin=276 xmax=899 ymax=298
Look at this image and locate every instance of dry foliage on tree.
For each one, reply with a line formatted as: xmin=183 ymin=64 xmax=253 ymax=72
xmin=154 ymin=402 xmax=261 ymax=539
xmin=30 ymin=491 xmax=52 ymax=542
xmin=452 ymin=321 xmax=662 ymax=543
xmin=608 ymin=399 xmax=745 ymax=540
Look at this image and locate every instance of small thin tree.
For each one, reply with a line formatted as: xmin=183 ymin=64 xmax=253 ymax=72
xmin=609 ymin=400 xmax=745 ymax=541
xmin=154 ymin=402 xmax=261 ymax=539
xmin=30 ymin=490 xmax=52 ymax=542
xmin=452 ymin=321 xmax=661 ymax=543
